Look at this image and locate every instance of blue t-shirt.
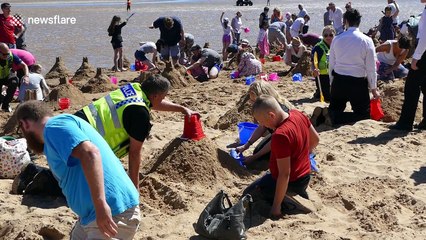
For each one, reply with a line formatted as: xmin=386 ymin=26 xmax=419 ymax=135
xmin=43 ymin=114 xmax=139 ymax=225
xmin=153 ymin=16 xmax=183 ymax=46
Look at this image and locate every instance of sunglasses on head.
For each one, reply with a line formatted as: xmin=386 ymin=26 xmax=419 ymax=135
xmin=323 ymin=33 xmax=334 ymax=37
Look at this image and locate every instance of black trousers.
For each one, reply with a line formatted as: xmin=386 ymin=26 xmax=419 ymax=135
xmin=316 ymin=74 xmax=331 ymax=102
xmin=0 ymin=74 xmax=19 ymax=109
xmin=397 ymin=51 xmax=426 ymax=127
xmin=329 ymin=71 xmax=370 ymax=125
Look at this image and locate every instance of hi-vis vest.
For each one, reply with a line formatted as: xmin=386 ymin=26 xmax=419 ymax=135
xmin=82 ymin=83 xmax=151 ymax=158
xmin=0 ymin=53 xmax=13 ymax=79
xmin=314 ymin=40 xmax=330 ymax=75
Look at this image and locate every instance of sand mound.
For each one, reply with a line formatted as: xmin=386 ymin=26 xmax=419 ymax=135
xmin=48 ymin=81 xmax=91 ymax=108
xmin=80 ymin=68 xmax=118 ymax=93
xmin=161 ymin=61 xmax=197 ymax=88
xmin=291 ymin=50 xmax=312 ymax=76
xmin=71 ymin=57 xmax=96 ymax=82
xmin=45 ymin=57 xmax=72 ymax=79
xmin=379 ymin=80 xmax=422 ymax=122
xmin=215 ymin=94 xmax=253 ymax=130
xmin=142 ymin=137 xmax=250 ymax=186
xmin=139 ymin=175 xmax=188 ymax=215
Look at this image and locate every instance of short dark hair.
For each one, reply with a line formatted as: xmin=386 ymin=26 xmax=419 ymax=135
xmin=1 ymin=3 xmax=11 ymax=9
xmin=398 ymin=35 xmax=411 ymax=49
xmin=343 ymin=8 xmax=362 ymax=27
xmin=190 ymin=44 xmax=202 ymax=52
xmin=16 ymin=101 xmax=53 ymax=122
xmin=141 ymin=74 xmax=170 ymax=96
xmin=264 ymin=7 xmax=269 ymax=11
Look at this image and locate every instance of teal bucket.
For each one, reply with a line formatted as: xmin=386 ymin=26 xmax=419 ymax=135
xmin=237 ymin=122 xmax=258 ymax=144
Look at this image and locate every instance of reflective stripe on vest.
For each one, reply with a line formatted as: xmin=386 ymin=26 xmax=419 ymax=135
xmin=315 ymin=40 xmax=330 ymax=75
xmin=82 ymin=83 xmax=150 ymax=158
xmin=0 ymin=53 xmax=12 ymax=79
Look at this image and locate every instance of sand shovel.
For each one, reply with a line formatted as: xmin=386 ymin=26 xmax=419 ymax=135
xmin=313 ymin=52 xmax=325 ymax=103
xmin=126 ymin=12 xmax=135 ymax=22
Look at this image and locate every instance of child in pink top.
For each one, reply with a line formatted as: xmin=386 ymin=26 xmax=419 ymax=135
xmin=257 ymin=21 xmax=270 ymax=59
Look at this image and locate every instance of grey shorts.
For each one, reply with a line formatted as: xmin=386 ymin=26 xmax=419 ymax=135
xmin=161 ymin=44 xmax=180 ymax=59
xmin=70 ymin=206 xmax=140 ymax=240
xmin=269 ymin=30 xmax=286 ymax=46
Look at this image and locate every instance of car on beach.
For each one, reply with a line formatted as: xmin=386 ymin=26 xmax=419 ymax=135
xmin=236 ymin=0 xmax=253 ymax=6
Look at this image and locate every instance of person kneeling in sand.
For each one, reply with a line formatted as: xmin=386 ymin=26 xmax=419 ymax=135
xmin=236 ymin=81 xmax=294 ymax=170
xmin=243 ymin=95 xmax=319 ymax=219
xmin=134 ymin=41 xmax=159 ymax=72
xmin=186 ymin=44 xmax=222 ymax=81
xmin=284 ymin=37 xmax=308 ymax=67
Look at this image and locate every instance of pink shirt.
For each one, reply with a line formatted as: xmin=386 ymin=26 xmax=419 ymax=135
xmin=10 ymin=49 xmax=36 ymax=70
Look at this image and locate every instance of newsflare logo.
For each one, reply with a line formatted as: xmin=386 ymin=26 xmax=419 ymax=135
xmin=14 ymin=14 xmax=77 ymax=25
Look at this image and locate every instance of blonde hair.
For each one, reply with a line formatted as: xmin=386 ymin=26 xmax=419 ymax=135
xmin=322 ymin=25 xmax=336 ymax=36
xmin=248 ymin=81 xmax=294 ymax=110
xmin=31 ymin=64 xmax=43 ymax=74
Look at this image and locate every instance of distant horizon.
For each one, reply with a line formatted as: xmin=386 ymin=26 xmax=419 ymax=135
xmin=12 ymin=0 xmax=206 ymax=8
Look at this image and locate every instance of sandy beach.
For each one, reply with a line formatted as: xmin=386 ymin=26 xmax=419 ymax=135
xmin=1 ymin=0 xmax=426 ymax=239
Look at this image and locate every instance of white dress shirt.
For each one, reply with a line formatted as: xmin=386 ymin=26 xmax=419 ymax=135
xmin=329 ymin=7 xmax=344 ymax=33
xmin=413 ymin=7 xmax=426 ymax=60
xmin=329 ymin=27 xmax=378 ymax=90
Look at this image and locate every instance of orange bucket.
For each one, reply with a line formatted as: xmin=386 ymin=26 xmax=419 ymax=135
xmin=182 ymin=114 xmax=206 ymax=141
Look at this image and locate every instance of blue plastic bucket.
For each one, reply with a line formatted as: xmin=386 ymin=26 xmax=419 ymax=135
xmin=237 ymin=122 xmax=258 ymax=144
xmin=245 ymin=75 xmax=255 ymax=85
xmin=292 ymin=73 xmax=302 ymax=82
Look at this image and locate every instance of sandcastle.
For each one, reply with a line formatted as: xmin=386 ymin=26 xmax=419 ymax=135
xmin=45 ymin=57 xmax=72 ymax=79
xmin=48 ymin=76 xmax=90 ymax=108
xmin=71 ymin=57 xmax=96 ymax=82
xmin=80 ymin=68 xmax=118 ymax=93
xmin=161 ymin=61 xmax=197 ymax=88
xmin=291 ymin=50 xmax=312 ymax=76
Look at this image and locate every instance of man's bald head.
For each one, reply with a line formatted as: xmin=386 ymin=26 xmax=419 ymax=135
xmin=0 ymin=43 xmax=9 ymax=51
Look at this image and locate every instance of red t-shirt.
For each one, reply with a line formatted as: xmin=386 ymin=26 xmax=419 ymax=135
xmin=269 ymin=110 xmax=311 ymax=182
xmin=0 ymin=15 xmax=21 ymax=44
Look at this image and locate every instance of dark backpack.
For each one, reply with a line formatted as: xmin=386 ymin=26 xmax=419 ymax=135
xmin=195 ymin=190 xmax=252 ymax=240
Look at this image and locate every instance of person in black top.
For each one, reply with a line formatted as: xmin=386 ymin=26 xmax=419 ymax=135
xmin=259 ymin=7 xmax=270 ymax=29
xmin=108 ymin=15 xmax=127 ymax=72
xmin=149 ymin=17 xmax=185 ymax=65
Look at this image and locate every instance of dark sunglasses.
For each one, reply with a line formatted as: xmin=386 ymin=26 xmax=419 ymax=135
xmin=0 ymin=51 xmax=9 ymax=56
xmin=323 ymin=34 xmax=334 ymax=37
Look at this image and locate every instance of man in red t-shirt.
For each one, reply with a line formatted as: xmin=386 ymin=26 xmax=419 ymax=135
xmin=243 ymin=95 xmax=320 ymax=219
xmin=0 ymin=3 xmax=24 ymax=49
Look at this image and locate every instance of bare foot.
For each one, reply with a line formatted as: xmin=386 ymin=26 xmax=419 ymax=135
xmin=120 ymin=68 xmax=128 ymax=71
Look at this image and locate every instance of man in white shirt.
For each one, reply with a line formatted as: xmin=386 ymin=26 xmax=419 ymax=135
xmin=387 ymin=0 xmax=400 ymax=25
xmin=326 ymin=8 xmax=380 ymax=126
xmin=290 ymin=15 xmax=310 ymax=38
xmin=297 ymin=4 xmax=307 ymax=18
xmin=392 ymin=1 xmax=426 ymax=131
xmin=328 ymin=2 xmax=344 ymax=34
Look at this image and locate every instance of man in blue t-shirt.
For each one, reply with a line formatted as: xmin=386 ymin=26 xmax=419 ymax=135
xmin=16 ymin=101 xmax=140 ymax=239
xmin=149 ymin=16 xmax=185 ymax=65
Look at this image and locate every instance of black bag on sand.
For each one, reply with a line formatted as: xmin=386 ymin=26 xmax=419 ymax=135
xmin=195 ymin=190 xmax=252 ymax=240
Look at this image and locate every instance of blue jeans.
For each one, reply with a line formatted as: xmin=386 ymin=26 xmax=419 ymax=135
xmin=377 ymin=62 xmax=409 ymax=81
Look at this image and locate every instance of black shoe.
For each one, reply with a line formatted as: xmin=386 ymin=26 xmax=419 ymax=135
xmin=310 ymin=107 xmax=324 ymax=126
xmin=322 ymin=107 xmax=333 ymax=126
xmin=389 ymin=123 xmax=412 ymax=131
xmin=414 ymin=119 xmax=426 ymax=130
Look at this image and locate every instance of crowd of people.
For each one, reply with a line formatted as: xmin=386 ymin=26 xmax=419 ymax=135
xmin=1 ymin=0 xmax=426 ymax=238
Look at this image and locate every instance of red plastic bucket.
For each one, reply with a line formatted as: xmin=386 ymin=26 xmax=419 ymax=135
xmin=272 ymin=55 xmax=281 ymax=62
xmin=182 ymin=114 xmax=206 ymax=141
xmin=370 ymin=99 xmax=384 ymax=121
xmin=58 ymin=98 xmax=70 ymax=110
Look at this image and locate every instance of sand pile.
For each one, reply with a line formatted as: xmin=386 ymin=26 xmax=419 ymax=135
xmin=215 ymin=94 xmax=253 ymax=130
xmin=379 ymin=80 xmax=422 ymax=122
xmin=48 ymin=79 xmax=91 ymax=107
xmin=139 ymin=137 xmax=250 ymax=215
xmin=71 ymin=57 xmax=96 ymax=82
xmin=161 ymin=61 xmax=197 ymax=88
xmin=80 ymin=68 xmax=118 ymax=93
xmin=291 ymin=50 xmax=312 ymax=76
xmin=142 ymin=137 xmax=250 ymax=185
xmin=45 ymin=57 xmax=72 ymax=79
